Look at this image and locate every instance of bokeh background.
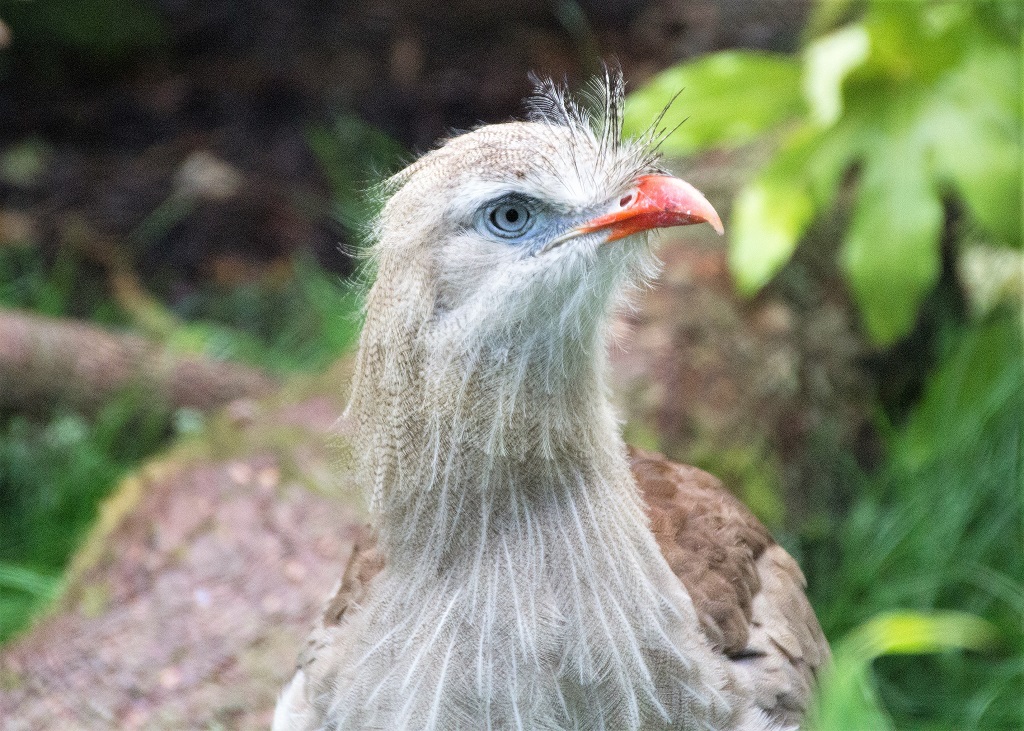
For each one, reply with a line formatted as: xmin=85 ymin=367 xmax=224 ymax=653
xmin=0 ymin=0 xmax=1021 ymax=728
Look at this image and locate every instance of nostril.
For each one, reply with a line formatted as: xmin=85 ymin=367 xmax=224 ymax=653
xmin=619 ymin=193 xmax=633 ymax=207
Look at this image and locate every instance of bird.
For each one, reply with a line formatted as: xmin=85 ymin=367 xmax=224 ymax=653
xmin=274 ymin=74 xmax=829 ymax=731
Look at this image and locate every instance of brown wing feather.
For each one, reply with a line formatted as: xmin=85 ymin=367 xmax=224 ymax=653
xmin=306 ymin=448 xmax=829 ymax=726
xmin=630 ymin=445 xmax=830 ymax=726
xmin=629 ymin=446 xmax=772 ymax=655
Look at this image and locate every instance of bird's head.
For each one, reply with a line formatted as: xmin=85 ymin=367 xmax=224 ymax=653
xmin=367 ymin=79 xmax=722 ymax=348
xmin=349 ymin=76 xmax=721 ymax=467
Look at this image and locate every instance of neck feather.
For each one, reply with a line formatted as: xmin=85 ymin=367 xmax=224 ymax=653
xmin=349 ymin=269 xmax=646 ymax=570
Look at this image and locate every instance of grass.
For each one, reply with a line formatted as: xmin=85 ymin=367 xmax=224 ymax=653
xmin=806 ymin=313 xmax=1024 ymax=730
xmin=168 ymin=256 xmax=363 ymax=375
xmin=0 ymin=241 xmax=129 ymax=325
xmin=0 ymin=393 xmax=172 ymax=641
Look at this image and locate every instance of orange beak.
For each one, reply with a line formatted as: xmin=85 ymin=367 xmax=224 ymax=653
xmin=581 ymin=174 xmax=724 ymax=241
xmin=536 ymin=174 xmax=723 ymax=255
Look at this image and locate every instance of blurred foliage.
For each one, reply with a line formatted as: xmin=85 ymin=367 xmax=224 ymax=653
xmin=162 ymin=116 xmax=408 ymax=371
xmin=805 ymin=313 xmax=1024 ymax=729
xmin=0 ymin=0 xmax=166 ymax=73
xmin=0 ymin=95 xmax=394 ymax=640
xmin=307 ymin=115 xmax=408 ymax=235
xmin=809 ymin=610 xmax=999 ymax=730
xmin=0 ymin=246 xmax=364 ymax=641
xmin=170 ymin=256 xmax=363 ymax=375
xmin=625 ymin=0 xmax=1022 ymax=344
xmin=0 ymin=393 xmax=173 ymax=642
xmin=1 ymin=244 xmax=364 ymax=375
xmin=0 ymin=138 xmax=51 ymax=189
xmin=0 ymin=243 xmax=127 ymax=325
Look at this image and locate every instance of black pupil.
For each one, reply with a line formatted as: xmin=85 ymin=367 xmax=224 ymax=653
xmin=489 ymin=203 xmax=531 ymax=235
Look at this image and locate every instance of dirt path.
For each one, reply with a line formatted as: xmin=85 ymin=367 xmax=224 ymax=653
xmin=1 ymin=388 xmax=366 ymax=730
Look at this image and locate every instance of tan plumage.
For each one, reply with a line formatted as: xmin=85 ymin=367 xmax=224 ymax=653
xmin=275 ymin=75 xmax=829 ymax=730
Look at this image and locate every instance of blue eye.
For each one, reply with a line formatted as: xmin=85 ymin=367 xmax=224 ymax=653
xmin=483 ymin=199 xmax=536 ymax=240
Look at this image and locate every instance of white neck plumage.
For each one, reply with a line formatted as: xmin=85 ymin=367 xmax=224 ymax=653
xmin=349 ymin=252 xmax=643 ymax=572
xmin=332 ymin=253 xmax=746 ymax=730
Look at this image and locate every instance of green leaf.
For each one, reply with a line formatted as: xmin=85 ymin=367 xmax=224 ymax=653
xmin=847 ymin=610 xmax=999 ymax=659
xmin=803 ymin=112 xmax=869 ymax=207
xmin=728 ymin=122 xmax=863 ymax=294
xmin=842 ymin=139 xmax=943 ymax=345
xmin=976 ymin=0 xmax=1024 ymax=41
xmin=803 ymin=0 xmax=860 ymax=40
xmin=929 ymin=38 xmax=1022 ymax=248
xmin=808 ymin=611 xmax=1000 ymax=731
xmin=899 ymin=317 xmax=1024 ymax=466
xmin=624 ymin=52 xmax=802 ymax=155
xmin=730 ymin=160 xmax=815 ymax=295
xmin=0 ymin=564 xmax=59 ymax=599
xmin=863 ymin=1 xmax=970 ymax=84
xmin=803 ymin=24 xmax=870 ymax=127
xmin=942 ymin=129 xmax=1022 ymax=249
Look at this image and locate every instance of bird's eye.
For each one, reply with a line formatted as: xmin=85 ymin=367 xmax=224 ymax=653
xmin=484 ymin=200 xmax=535 ymax=239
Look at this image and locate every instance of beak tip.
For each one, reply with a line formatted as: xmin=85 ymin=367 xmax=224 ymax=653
xmin=694 ymin=192 xmax=724 ymax=236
